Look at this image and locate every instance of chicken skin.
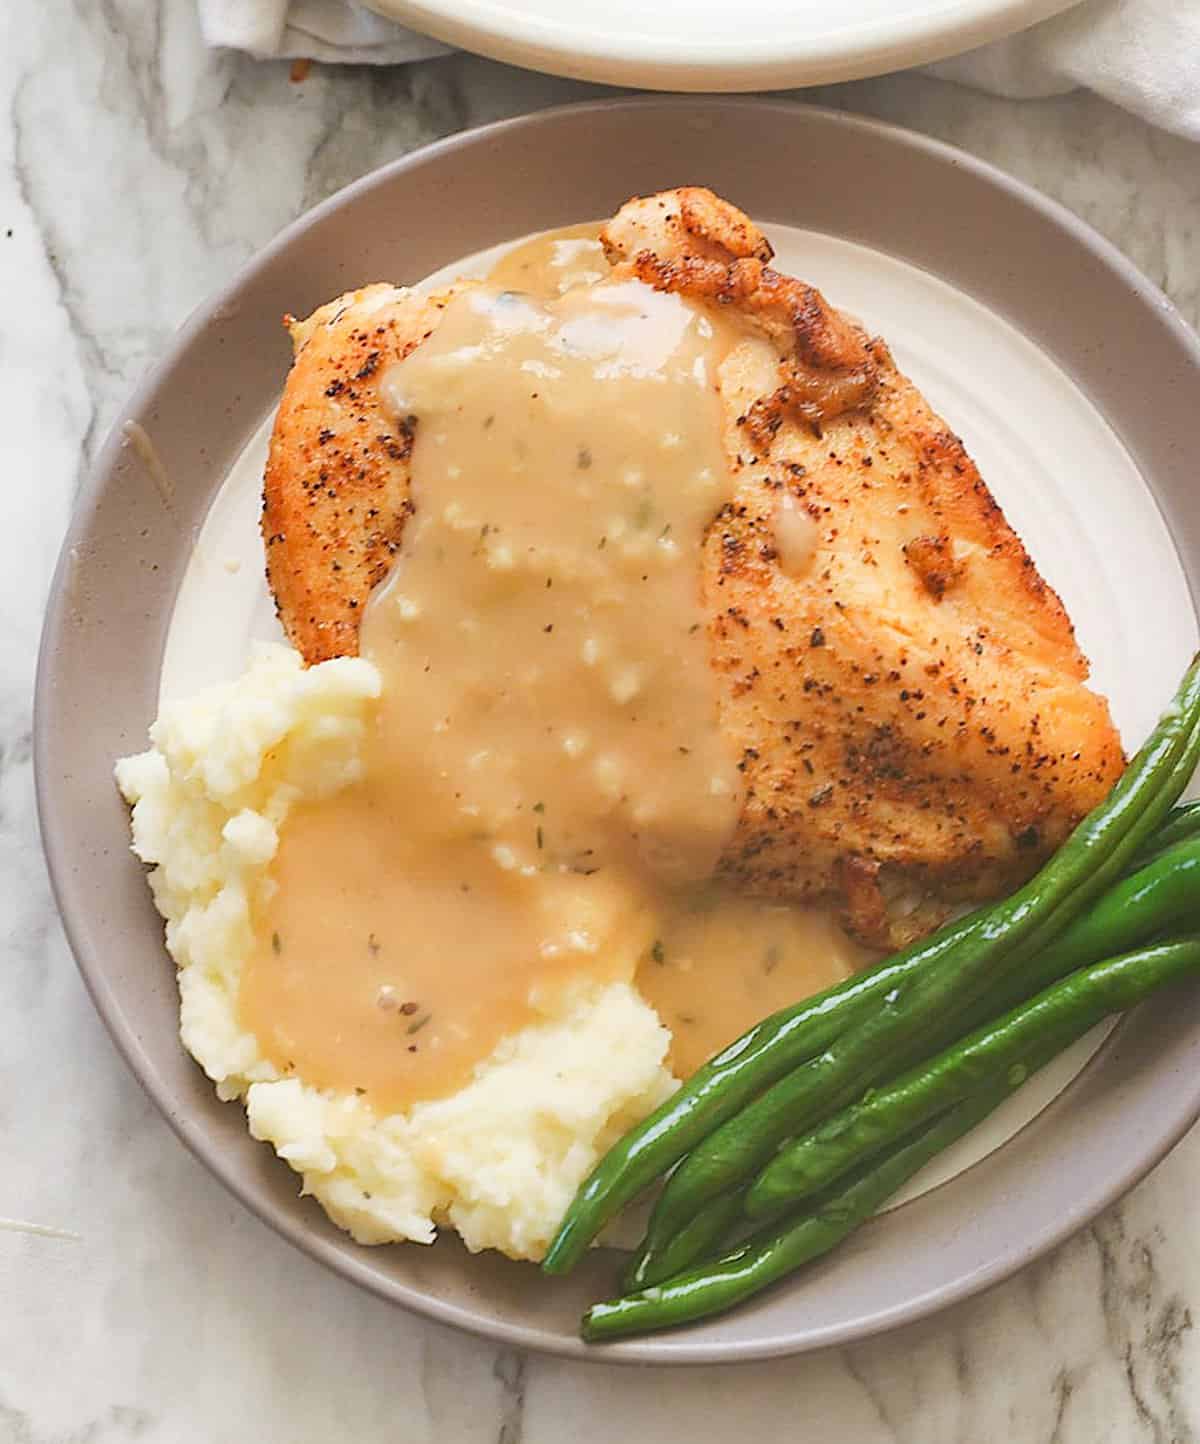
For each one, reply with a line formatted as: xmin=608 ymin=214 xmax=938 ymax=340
xmin=262 ymin=187 xmax=1124 ymax=945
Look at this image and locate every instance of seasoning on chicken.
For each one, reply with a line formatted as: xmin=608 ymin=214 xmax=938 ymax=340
xmin=261 ymin=188 xmax=1124 ymax=946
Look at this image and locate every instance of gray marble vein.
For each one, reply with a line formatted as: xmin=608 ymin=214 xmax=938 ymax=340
xmin=3 ymin=0 xmax=1200 ymax=1438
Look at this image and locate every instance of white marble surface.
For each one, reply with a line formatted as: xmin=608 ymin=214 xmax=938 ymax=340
xmin=4 ymin=3 xmax=1200 ymax=1438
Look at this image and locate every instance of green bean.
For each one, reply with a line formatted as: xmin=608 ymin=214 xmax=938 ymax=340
xmin=631 ymin=661 xmax=1200 ymax=1262
xmin=624 ymin=1191 xmax=744 ymax=1292
xmin=584 ymin=936 xmax=1200 ymax=1341
xmin=1127 ymin=800 xmax=1200 ymax=871
xmin=629 ymin=821 xmax=1200 ymax=1284
xmin=745 ymin=938 xmax=1200 ymax=1216
xmin=583 ymin=1083 xmax=1008 ymax=1341
xmin=978 ymin=833 xmax=1200 ymax=1020
xmin=886 ymin=829 xmax=1200 ymax=1086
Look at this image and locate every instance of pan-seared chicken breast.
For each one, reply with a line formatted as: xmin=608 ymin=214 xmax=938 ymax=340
xmin=262 ymin=188 xmax=1124 ymax=946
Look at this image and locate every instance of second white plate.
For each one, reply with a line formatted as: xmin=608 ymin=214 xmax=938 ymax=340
xmin=362 ymin=0 xmax=1082 ymax=90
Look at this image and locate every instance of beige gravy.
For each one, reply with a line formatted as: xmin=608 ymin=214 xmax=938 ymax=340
xmin=636 ymin=892 xmax=870 ymax=1078
xmin=241 ymin=230 xmax=867 ymax=1113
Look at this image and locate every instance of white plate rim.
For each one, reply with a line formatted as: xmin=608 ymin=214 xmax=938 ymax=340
xmin=361 ymin=0 xmax=1083 ymax=90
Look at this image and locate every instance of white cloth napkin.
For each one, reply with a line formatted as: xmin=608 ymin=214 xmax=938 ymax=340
xmin=197 ymin=0 xmax=1200 ymax=142
xmin=928 ymin=0 xmax=1200 ymax=141
xmin=197 ymin=0 xmax=448 ymax=63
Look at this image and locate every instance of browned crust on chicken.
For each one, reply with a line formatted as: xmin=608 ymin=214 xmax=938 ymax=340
xmin=602 ymin=186 xmax=776 ymax=267
xmin=903 ymin=533 xmax=965 ymax=600
xmin=262 ymin=284 xmax=468 ymax=662
xmin=604 ymin=189 xmax=877 ymax=436
xmin=263 ymin=188 xmax=1124 ymax=945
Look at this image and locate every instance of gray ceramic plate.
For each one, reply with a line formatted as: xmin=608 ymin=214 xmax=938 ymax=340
xmin=36 ymin=98 xmax=1200 ymax=1364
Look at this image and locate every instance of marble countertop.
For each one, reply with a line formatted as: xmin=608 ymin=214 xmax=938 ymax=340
xmin=5 ymin=2 xmax=1200 ymax=1439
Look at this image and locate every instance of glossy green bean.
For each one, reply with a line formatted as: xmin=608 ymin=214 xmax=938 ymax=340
xmin=585 ymin=936 xmax=1200 ymax=1340
xmin=746 ymin=938 xmax=1200 ymax=1216
xmin=623 ymin=1190 xmax=744 ymax=1292
xmin=977 ymin=832 xmax=1200 ymax=1020
xmin=1127 ymin=800 xmax=1200 ymax=871
xmin=583 ymin=1082 xmax=1008 ymax=1341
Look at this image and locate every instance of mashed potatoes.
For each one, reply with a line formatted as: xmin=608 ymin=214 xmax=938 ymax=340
xmin=116 ymin=644 xmax=676 ymax=1260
